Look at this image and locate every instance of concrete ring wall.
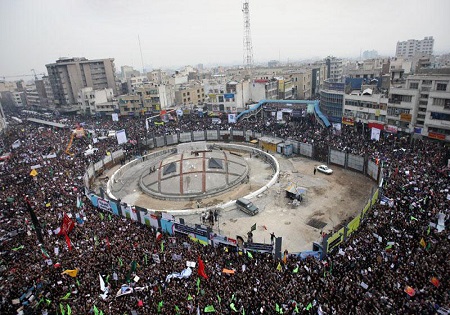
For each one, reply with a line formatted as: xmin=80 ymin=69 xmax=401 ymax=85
xmin=106 ymin=142 xmax=280 ymax=215
xmin=138 ymin=160 xmax=249 ymax=202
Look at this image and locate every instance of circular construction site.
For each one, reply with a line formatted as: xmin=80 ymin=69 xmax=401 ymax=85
xmin=104 ymin=141 xmax=375 ymax=252
xmin=139 ymin=145 xmax=249 ymax=201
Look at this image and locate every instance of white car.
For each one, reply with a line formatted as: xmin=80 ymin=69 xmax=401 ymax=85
xmin=316 ymin=165 xmax=333 ymax=174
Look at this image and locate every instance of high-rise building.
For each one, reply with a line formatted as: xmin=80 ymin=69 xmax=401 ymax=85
xmin=325 ymin=57 xmax=343 ymax=82
xmin=46 ymin=57 xmax=118 ymax=106
xmin=395 ymin=36 xmax=434 ymax=58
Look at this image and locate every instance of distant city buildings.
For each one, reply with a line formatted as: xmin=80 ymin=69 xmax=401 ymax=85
xmin=362 ymin=50 xmax=379 ymax=60
xmin=395 ymin=36 xmax=434 ymax=58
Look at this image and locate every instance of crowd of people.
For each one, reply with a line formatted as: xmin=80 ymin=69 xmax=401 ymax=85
xmin=0 ymin=109 xmax=448 ymax=314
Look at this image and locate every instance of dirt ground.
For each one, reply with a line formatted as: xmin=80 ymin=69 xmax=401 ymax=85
xmin=95 ymin=150 xmax=375 ymax=253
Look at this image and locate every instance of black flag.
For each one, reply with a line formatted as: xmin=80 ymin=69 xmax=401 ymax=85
xmin=25 ymin=197 xmax=44 ymax=244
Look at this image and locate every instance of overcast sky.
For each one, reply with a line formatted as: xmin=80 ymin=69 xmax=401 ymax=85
xmin=1 ymin=0 xmax=449 ymax=78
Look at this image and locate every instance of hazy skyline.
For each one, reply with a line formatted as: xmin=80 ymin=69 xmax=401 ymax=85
xmin=1 ymin=0 xmax=449 ymax=79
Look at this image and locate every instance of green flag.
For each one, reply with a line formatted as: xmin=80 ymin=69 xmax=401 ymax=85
xmin=197 ymin=278 xmax=201 ymax=294
xmin=118 ymin=257 xmax=123 ymax=267
xmin=60 ymin=303 xmax=66 ymax=315
xmin=247 ymin=251 xmax=253 ymax=259
xmin=131 ymin=260 xmax=137 ymax=272
xmin=427 ymin=225 xmax=431 ymax=235
xmin=160 ymin=241 xmax=164 ymax=253
xmin=93 ymin=305 xmax=99 ymax=315
xmin=45 ymin=299 xmax=51 ymax=306
xmin=251 ymin=223 xmax=256 ymax=231
xmin=204 ymin=305 xmax=215 ymax=312
xmin=293 ymin=266 xmax=299 ymax=273
xmin=294 ymin=305 xmax=299 ymax=313
xmin=99 ymin=311 xmax=103 ymax=315
xmin=12 ymin=245 xmax=24 ymax=251
xmin=306 ymin=302 xmax=312 ymax=310
xmin=217 ymin=294 xmax=222 ymax=304
xmin=230 ymin=303 xmax=237 ymax=312
xmin=106 ymin=275 xmax=110 ymax=283
xmin=276 ymin=304 xmax=280 ymax=312
xmin=67 ymin=304 xmax=72 ymax=315
xmin=76 ymin=279 xmax=80 ymax=287
xmin=157 ymin=301 xmax=163 ymax=313
xmin=175 ymin=305 xmax=180 ymax=314
xmin=242 ymin=307 xmax=246 ymax=315
xmin=187 ymin=294 xmax=193 ymax=301
xmin=231 ymin=293 xmax=235 ymax=301
xmin=410 ymin=216 xmax=418 ymax=221
xmin=108 ymin=214 xmax=112 ymax=221
xmin=99 ymin=213 xmax=104 ymax=220
xmin=60 ymin=292 xmax=71 ymax=300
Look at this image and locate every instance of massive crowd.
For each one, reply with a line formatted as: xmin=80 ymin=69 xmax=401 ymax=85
xmin=0 ymin=110 xmax=448 ymax=314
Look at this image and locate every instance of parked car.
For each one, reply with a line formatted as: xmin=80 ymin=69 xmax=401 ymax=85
xmin=316 ymin=165 xmax=333 ymax=174
xmin=236 ymin=198 xmax=259 ymax=216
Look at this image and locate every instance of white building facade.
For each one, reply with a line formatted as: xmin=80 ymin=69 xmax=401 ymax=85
xmin=395 ymin=36 xmax=434 ymax=58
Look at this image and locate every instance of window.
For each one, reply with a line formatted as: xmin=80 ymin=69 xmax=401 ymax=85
xmin=430 ymin=112 xmax=450 ymax=121
xmin=409 ymin=82 xmax=419 ymax=89
xmin=420 ymin=94 xmax=428 ymax=99
xmin=433 ymin=98 xmax=450 ymax=109
xmin=437 ymin=83 xmax=447 ymax=91
xmin=422 ymin=80 xmax=432 ymax=85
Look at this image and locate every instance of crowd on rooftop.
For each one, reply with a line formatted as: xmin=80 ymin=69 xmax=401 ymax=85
xmin=0 ymin=109 xmax=448 ymax=314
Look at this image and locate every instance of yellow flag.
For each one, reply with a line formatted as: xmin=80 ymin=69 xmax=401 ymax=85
xmin=276 ymin=262 xmax=282 ymax=271
xmin=282 ymin=253 xmax=287 ymax=264
xmin=30 ymin=169 xmax=38 ymax=177
xmin=61 ymin=268 xmax=79 ymax=277
xmin=419 ymin=238 xmax=426 ymax=248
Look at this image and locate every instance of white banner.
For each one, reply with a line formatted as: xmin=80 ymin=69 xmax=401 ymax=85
xmin=97 ymin=198 xmax=112 ymax=213
xmin=112 ymin=113 xmax=119 ymax=121
xmin=276 ymin=111 xmax=283 ymax=121
xmin=228 ymin=114 xmax=236 ymax=124
xmin=371 ymin=128 xmax=381 ymax=141
xmin=12 ymin=140 xmax=21 ymax=149
xmin=116 ymin=129 xmax=127 ymax=145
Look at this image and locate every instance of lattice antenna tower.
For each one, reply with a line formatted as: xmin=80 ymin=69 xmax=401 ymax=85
xmin=242 ymin=0 xmax=254 ymax=68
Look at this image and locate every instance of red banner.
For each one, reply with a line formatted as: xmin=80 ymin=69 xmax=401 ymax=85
xmin=384 ymin=125 xmax=398 ymax=134
xmin=368 ymin=122 xmax=385 ymax=130
xmin=342 ymin=117 xmax=354 ymax=126
xmin=58 ymin=213 xmax=75 ymax=236
xmin=428 ymin=132 xmax=446 ymax=140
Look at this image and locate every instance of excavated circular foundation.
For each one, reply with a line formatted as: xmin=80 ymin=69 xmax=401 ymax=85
xmin=139 ymin=149 xmax=249 ymax=201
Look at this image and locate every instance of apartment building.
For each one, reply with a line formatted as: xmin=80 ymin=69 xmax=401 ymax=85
xmin=395 ymin=36 xmax=434 ymax=58
xmin=319 ymin=80 xmax=345 ymax=123
xmin=46 ymin=57 xmax=118 ymax=106
xmin=343 ymin=90 xmax=388 ymax=126
xmin=24 ymin=85 xmax=41 ymax=108
xmin=289 ymin=70 xmax=312 ymax=100
xmin=325 ymin=57 xmax=343 ymax=82
xmin=78 ymin=87 xmax=117 ymax=116
xmin=175 ymin=83 xmax=205 ymax=107
xmin=118 ymin=94 xmax=142 ymax=116
xmin=387 ymin=69 xmax=450 ymax=140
